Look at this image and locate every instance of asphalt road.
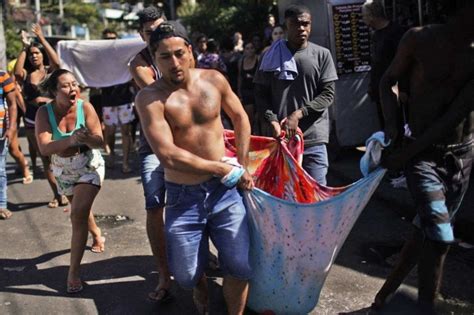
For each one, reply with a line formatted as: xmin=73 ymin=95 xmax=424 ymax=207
xmin=1 ymin=135 xmax=473 ymax=315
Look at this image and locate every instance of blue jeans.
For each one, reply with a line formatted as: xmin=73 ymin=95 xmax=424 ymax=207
xmin=139 ymin=153 xmax=165 ymax=210
xmin=0 ymin=139 xmax=8 ymax=209
xmin=165 ymin=178 xmax=252 ymax=289
xmin=302 ymin=144 xmax=329 ymax=185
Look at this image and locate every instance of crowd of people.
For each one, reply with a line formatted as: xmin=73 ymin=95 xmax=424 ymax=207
xmin=0 ymin=0 xmax=473 ymax=314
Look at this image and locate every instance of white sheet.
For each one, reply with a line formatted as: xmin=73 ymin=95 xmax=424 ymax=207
xmin=57 ymin=38 xmax=146 ymax=88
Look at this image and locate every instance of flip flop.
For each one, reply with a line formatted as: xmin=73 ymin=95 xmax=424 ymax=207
xmin=67 ymin=279 xmax=83 ymax=294
xmin=0 ymin=209 xmax=12 ymax=220
xmin=59 ymin=195 xmax=69 ymax=206
xmin=47 ymin=198 xmax=59 ymax=208
xmin=148 ymin=288 xmax=173 ymax=304
xmin=91 ymin=236 xmax=106 ymax=253
xmin=48 ymin=196 xmax=69 ymax=208
xmin=22 ymin=174 xmax=33 ymax=185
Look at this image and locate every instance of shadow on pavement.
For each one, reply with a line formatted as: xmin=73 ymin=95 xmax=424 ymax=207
xmin=0 ymin=252 xmax=240 ymax=314
xmin=7 ymin=201 xmax=49 ymax=213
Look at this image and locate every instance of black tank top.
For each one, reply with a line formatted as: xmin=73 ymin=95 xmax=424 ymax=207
xmin=240 ymin=57 xmax=257 ymax=91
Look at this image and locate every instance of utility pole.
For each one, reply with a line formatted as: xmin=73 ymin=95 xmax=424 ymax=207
xmin=0 ymin=2 xmax=6 ymax=68
xmin=59 ymin=0 xmax=64 ymax=19
xmin=35 ymin=0 xmax=41 ymax=22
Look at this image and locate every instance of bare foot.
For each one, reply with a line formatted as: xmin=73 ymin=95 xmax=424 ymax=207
xmin=148 ymin=285 xmax=173 ymax=303
xmin=0 ymin=209 xmax=12 ymax=220
xmin=66 ymin=278 xmax=83 ymax=294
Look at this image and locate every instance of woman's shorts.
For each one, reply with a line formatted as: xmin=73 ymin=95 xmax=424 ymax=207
xmin=102 ymin=103 xmax=135 ymax=126
xmin=51 ymin=149 xmax=105 ymax=196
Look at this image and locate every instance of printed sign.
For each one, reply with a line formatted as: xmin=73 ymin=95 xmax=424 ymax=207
xmin=332 ymin=3 xmax=371 ymax=75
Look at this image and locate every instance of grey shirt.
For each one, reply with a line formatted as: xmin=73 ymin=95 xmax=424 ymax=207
xmin=254 ymin=41 xmax=338 ymax=146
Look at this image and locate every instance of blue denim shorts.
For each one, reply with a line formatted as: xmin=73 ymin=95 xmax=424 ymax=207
xmin=406 ymin=143 xmax=473 ymax=243
xmin=164 ymin=178 xmax=252 ymax=289
xmin=139 ymin=153 xmax=165 ymax=210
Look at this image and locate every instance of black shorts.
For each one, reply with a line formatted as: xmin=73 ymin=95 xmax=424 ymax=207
xmin=405 ymin=142 xmax=473 ymax=243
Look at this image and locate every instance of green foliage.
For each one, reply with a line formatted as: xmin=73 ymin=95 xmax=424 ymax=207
xmin=4 ymin=20 xmax=22 ymax=61
xmin=63 ymin=0 xmax=103 ymax=39
xmin=178 ymin=0 xmax=273 ymax=42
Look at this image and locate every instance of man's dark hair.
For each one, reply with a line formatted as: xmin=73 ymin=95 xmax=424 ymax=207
xmin=195 ymin=34 xmax=208 ymax=44
xmin=149 ymin=21 xmax=191 ymax=54
xmin=284 ymin=4 xmax=311 ymax=19
xmin=137 ymin=6 xmax=166 ymax=29
xmin=102 ymin=28 xmax=118 ymax=39
xmin=206 ymin=39 xmax=219 ymax=54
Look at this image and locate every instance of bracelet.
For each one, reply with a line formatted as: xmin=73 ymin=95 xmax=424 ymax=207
xmin=221 ymin=166 xmax=245 ymax=188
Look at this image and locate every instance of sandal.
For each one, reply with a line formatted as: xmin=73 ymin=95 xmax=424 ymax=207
xmin=48 ymin=196 xmax=68 ymax=208
xmin=66 ymin=279 xmax=83 ymax=294
xmin=148 ymin=288 xmax=173 ymax=304
xmin=60 ymin=195 xmax=69 ymax=206
xmin=91 ymin=236 xmax=106 ymax=253
xmin=47 ymin=198 xmax=59 ymax=208
xmin=0 ymin=209 xmax=12 ymax=220
xmin=22 ymin=175 xmax=33 ymax=185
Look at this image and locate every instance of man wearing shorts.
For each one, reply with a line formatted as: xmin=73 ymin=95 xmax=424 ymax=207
xmin=373 ymin=1 xmax=474 ymax=313
xmin=101 ymin=29 xmax=135 ymax=173
xmin=135 ymin=22 xmax=253 ymax=315
xmin=128 ymin=6 xmax=171 ymax=303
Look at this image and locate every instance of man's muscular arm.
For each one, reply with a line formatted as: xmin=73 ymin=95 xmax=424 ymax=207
xmin=379 ymin=28 xmax=418 ymax=142
xmin=129 ymin=54 xmax=156 ymax=89
xmin=135 ymin=87 xmax=233 ymax=177
xmin=214 ymin=71 xmax=254 ymax=190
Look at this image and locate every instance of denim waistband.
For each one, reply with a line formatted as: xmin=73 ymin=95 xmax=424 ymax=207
xmin=165 ymin=177 xmax=222 ymax=192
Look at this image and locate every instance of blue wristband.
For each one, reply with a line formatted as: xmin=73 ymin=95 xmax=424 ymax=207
xmin=221 ymin=166 xmax=245 ymax=187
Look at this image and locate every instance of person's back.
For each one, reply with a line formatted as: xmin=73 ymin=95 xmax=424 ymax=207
xmin=403 ymin=24 xmax=473 ymax=144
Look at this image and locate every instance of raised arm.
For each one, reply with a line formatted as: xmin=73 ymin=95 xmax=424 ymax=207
xmin=135 ymin=87 xmax=232 ymax=177
xmin=31 ymin=24 xmax=60 ymax=70
xmin=379 ymin=28 xmax=417 ymax=142
xmin=129 ymin=54 xmax=156 ymax=89
xmin=14 ymin=31 xmax=30 ymax=83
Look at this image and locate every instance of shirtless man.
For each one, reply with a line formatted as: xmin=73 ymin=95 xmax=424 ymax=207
xmin=135 ymin=22 xmax=253 ymax=315
xmin=374 ymin=1 xmax=474 ymax=313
